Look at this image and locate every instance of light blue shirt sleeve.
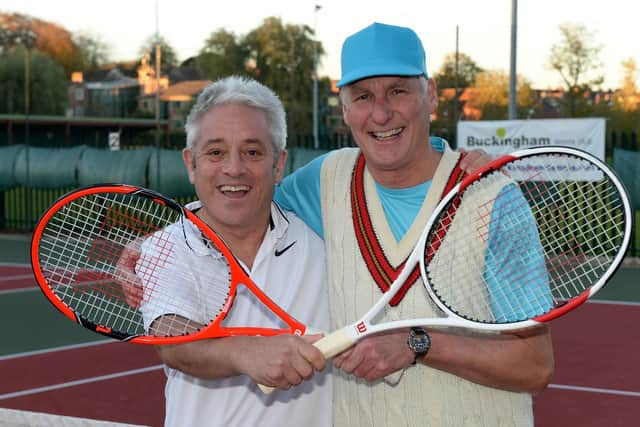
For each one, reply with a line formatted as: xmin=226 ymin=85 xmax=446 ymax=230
xmin=274 ymin=153 xmax=328 ymax=238
xmin=275 ymin=137 xmax=449 ymax=241
xmin=484 ymin=185 xmax=554 ymax=322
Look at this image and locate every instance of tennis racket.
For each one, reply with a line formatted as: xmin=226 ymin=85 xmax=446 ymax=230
xmin=313 ymin=146 xmax=633 ymax=360
xmin=31 ymin=184 xmax=311 ymax=344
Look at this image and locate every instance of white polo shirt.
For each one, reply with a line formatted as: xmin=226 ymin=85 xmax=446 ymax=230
xmin=140 ymin=201 xmax=332 ymax=427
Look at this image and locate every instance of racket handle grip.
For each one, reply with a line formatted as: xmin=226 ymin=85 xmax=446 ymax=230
xmin=257 ymin=327 xmax=326 ymax=395
xmin=313 ymin=327 xmax=356 ymax=359
xmin=257 ymin=327 xmax=354 ymax=395
xmin=258 ymin=383 xmax=275 ymax=394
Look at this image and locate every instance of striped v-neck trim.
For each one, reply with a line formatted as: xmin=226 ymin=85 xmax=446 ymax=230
xmin=350 ymin=146 xmax=464 ymax=305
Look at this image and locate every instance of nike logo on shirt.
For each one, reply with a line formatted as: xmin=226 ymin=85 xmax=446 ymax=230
xmin=275 ymin=241 xmax=297 ymax=257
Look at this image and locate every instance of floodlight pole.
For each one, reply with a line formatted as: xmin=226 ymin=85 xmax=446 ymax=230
xmin=155 ymin=0 xmax=162 ymax=189
xmin=24 ymin=43 xmax=32 ymax=229
xmin=155 ymin=0 xmax=161 ymax=129
xmin=20 ymin=27 xmax=35 ymax=229
xmin=454 ymin=25 xmax=459 ymax=128
xmin=508 ymin=0 xmax=518 ymax=119
xmin=312 ymin=4 xmax=321 ymax=149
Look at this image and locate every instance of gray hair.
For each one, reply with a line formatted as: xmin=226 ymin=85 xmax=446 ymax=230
xmin=339 ymin=75 xmax=429 ymax=104
xmin=184 ymin=76 xmax=287 ymax=154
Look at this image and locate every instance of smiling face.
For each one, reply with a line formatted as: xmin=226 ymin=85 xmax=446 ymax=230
xmin=182 ymin=102 xmax=286 ymax=235
xmin=341 ymin=76 xmax=440 ymax=187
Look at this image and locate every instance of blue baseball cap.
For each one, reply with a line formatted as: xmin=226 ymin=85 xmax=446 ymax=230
xmin=336 ymin=22 xmax=428 ymax=88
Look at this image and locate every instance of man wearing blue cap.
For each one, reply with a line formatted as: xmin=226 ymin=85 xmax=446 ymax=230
xmin=275 ymin=22 xmax=553 ymax=426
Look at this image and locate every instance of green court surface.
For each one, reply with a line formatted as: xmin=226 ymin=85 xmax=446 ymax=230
xmin=0 ymin=233 xmax=31 ymax=264
xmin=596 ymin=265 xmax=639 ymax=302
xmin=0 ymin=290 xmax=107 ymax=356
xmin=0 ymin=233 xmax=108 ymax=356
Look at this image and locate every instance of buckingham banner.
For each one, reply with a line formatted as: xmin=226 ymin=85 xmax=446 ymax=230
xmin=457 ymin=118 xmax=606 ymax=160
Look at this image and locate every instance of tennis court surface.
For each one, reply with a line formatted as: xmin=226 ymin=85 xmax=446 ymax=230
xmin=1 ymin=234 xmax=638 ymax=426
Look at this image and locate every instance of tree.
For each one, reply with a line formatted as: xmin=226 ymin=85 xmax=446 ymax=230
xmin=432 ymin=52 xmax=483 ymax=138
xmin=31 ymin=17 xmax=83 ymax=75
xmin=138 ymin=35 xmax=179 ymax=69
xmin=548 ymin=22 xmax=603 ymax=116
xmin=435 ymin=52 xmax=483 ymax=89
xmin=614 ymin=58 xmax=639 ymax=113
xmin=196 ymin=29 xmax=250 ymax=80
xmin=604 ymin=58 xmax=640 ymax=133
xmin=0 ymin=13 xmax=37 ymax=53
xmin=1 ymin=12 xmax=87 ymax=75
xmin=73 ymin=31 xmax=111 ymax=71
xmin=466 ymin=70 xmax=534 ymax=120
xmin=197 ymin=17 xmax=324 ymax=139
xmin=0 ymin=47 xmax=67 ymax=115
xmin=0 ymin=13 xmax=67 ymax=115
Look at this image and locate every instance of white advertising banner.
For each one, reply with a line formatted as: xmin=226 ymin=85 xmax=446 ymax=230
xmin=456 ymin=118 xmax=606 ymax=160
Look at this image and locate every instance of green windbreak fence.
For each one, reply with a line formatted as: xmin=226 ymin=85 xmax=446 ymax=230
xmin=77 ymin=147 xmax=152 ymax=187
xmin=1 ymin=146 xmax=197 ymax=230
xmin=613 ymin=148 xmax=640 ymax=257
xmin=4 ymin=145 xmax=637 ymax=257
xmin=0 ymin=145 xmax=24 ymax=191
xmin=0 ymin=145 xmax=330 ymax=231
xmin=147 ymin=149 xmax=193 ymax=198
xmin=284 ymin=147 xmax=329 ymax=175
xmin=613 ymin=148 xmax=640 ymax=210
xmin=14 ymin=145 xmax=88 ymax=189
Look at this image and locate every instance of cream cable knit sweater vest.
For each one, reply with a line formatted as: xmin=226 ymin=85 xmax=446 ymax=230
xmin=319 ymin=146 xmax=533 ymax=427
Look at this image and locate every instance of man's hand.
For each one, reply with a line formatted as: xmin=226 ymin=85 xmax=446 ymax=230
xmin=242 ymin=334 xmax=327 ymax=390
xmin=157 ymin=333 xmax=328 ymax=390
xmin=459 ymin=148 xmax=493 ymax=174
xmin=114 ymin=241 xmax=143 ymax=308
xmin=332 ymin=330 xmax=414 ymax=382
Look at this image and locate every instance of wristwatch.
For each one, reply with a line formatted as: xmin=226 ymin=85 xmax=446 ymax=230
xmin=407 ymin=327 xmax=431 ymax=364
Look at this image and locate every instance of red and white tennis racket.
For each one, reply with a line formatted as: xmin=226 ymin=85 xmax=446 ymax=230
xmin=31 ymin=184 xmax=310 ymax=346
xmin=312 ymin=146 xmax=633 ymax=360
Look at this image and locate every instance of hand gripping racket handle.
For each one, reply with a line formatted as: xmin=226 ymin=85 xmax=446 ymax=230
xmin=312 ymin=326 xmax=355 ymax=359
xmin=258 ymin=384 xmax=276 ymax=394
xmin=258 ymin=327 xmax=347 ymax=394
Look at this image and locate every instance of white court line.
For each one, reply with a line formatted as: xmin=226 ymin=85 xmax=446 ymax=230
xmin=0 ymin=365 xmax=164 ymax=400
xmin=0 ymin=339 xmax=114 ymax=361
xmin=0 ymin=263 xmax=35 ymax=294
xmin=0 ymin=341 xmax=163 ymax=401
xmin=1 ymin=370 xmax=637 ymax=401
xmin=588 ymin=299 xmax=640 ymax=307
xmin=0 ymin=273 xmax=34 ymax=283
xmin=548 ymin=383 xmax=640 ymax=398
xmin=0 ymin=286 xmax=38 ymax=296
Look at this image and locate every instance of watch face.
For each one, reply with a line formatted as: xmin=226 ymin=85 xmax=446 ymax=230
xmin=409 ymin=328 xmax=431 ymax=354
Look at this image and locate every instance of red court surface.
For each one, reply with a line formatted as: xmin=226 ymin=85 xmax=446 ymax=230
xmin=1 ymin=264 xmax=639 ymax=426
xmin=0 ymin=265 xmax=38 ymax=291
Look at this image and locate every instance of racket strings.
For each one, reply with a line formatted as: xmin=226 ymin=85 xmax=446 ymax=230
xmin=41 ymin=194 xmax=151 ymax=333
xmin=530 ymin=177 xmax=622 ymax=290
xmin=425 ymin=153 xmax=627 ymax=324
xmin=480 ymin=191 xmax=552 ymax=320
xmin=38 ymin=191 xmax=234 ymax=338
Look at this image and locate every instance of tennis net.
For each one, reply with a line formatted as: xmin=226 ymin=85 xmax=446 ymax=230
xmin=0 ymin=408 xmax=149 ymax=427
